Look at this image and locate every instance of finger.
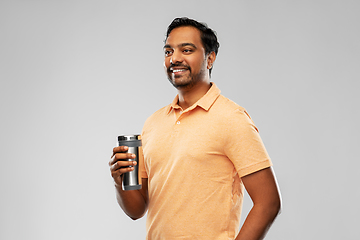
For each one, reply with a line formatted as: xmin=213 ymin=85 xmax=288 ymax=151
xmin=111 ymin=146 xmax=129 ymax=158
xmin=111 ymin=163 xmax=137 ymax=179
xmin=109 ymin=152 xmax=136 ymax=166
xmin=111 ymin=146 xmax=127 ymax=158
xmin=110 ymin=160 xmax=137 ymax=171
xmin=112 ymin=165 xmax=135 ymax=174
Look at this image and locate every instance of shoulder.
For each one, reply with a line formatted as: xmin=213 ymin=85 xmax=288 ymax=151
xmin=212 ymin=94 xmax=258 ymax=129
xmin=214 ymin=94 xmax=250 ymax=117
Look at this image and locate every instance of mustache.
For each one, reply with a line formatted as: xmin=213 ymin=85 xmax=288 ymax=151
xmin=167 ymin=63 xmax=190 ymax=72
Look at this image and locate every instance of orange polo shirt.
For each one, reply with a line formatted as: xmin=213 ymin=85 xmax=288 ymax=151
xmin=140 ymin=83 xmax=272 ymax=240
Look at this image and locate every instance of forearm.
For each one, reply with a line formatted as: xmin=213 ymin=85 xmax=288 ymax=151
xmin=235 ymin=203 xmax=281 ymax=240
xmin=110 ymin=147 xmax=149 ymax=220
xmin=115 ymin=183 xmax=148 ymax=220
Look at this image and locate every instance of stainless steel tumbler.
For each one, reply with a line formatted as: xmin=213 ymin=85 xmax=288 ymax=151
xmin=118 ymin=135 xmax=142 ymax=191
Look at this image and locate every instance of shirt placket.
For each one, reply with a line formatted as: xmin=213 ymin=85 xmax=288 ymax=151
xmin=174 ymin=108 xmax=183 ymax=125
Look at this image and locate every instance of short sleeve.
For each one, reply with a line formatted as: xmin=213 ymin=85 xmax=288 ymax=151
xmin=223 ymin=109 xmax=272 ymax=177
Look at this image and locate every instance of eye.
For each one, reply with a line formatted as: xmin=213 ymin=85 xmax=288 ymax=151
xmin=164 ymin=49 xmax=173 ymax=57
xmin=183 ymin=49 xmax=193 ymax=54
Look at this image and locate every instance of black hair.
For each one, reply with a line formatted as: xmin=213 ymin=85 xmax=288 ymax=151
xmin=165 ymin=17 xmax=220 ymax=76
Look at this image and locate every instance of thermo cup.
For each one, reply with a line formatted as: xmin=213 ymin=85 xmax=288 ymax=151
xmin=117 ymin=135 xmax=142 ymax=190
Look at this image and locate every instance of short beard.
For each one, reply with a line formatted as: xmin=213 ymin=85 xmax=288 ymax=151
xmin=167 ymin=64 xmax=206 ymax=90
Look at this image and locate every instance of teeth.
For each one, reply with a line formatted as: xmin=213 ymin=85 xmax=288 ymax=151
xmin=172 ymin=69 xmax=186 ymax=73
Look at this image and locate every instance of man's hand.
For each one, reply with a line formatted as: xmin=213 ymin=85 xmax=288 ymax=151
xmin=109 ymin=146 xmax=137 ymax=187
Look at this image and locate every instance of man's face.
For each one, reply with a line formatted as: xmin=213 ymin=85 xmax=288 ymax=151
xmin=164 ymin=26 xmax=208 ymax=89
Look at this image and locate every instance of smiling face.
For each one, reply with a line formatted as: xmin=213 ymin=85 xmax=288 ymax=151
xmin=164 ymin=26 xmax=213 ymax=90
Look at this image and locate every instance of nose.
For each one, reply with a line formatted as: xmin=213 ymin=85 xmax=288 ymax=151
xmin=170 ymin=50 xmax=183 ymax=64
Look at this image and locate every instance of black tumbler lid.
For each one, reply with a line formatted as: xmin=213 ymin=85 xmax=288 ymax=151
xmin=118 ymin=134 xmax=141 ymax=141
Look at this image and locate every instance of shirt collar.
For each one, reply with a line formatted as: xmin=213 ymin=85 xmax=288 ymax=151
xmin=166 ymin=82 xmax=221 ymax=114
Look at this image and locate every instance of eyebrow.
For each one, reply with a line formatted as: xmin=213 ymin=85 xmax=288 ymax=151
xmin=163 ymin=43 xmax=197 ymax=49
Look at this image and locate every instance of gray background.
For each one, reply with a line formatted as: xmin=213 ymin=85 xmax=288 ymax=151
xmin=1 ymin=0 xmax=359 ymax=239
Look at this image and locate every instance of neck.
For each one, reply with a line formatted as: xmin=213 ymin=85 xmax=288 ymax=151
xmin=177 ymin=80 xmax=211 ymax=110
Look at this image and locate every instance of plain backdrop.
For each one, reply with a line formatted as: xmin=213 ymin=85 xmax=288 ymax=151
xmin=1 ymin=0 xmax=359 ymax=239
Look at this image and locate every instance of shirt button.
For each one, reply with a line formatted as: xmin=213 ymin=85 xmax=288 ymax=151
xmin=177 ymin=121 xmax=181 ymax=125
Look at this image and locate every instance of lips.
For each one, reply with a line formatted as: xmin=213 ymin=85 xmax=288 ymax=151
xmin=169 ymin=66 xmax=190 ymax=74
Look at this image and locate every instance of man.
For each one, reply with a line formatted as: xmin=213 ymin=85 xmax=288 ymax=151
xmin=109 ymin=17 xmax=281 ymax=240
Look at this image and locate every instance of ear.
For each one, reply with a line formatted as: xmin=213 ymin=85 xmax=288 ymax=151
xmin=207 ymin=51 xmax=216 ymax=70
